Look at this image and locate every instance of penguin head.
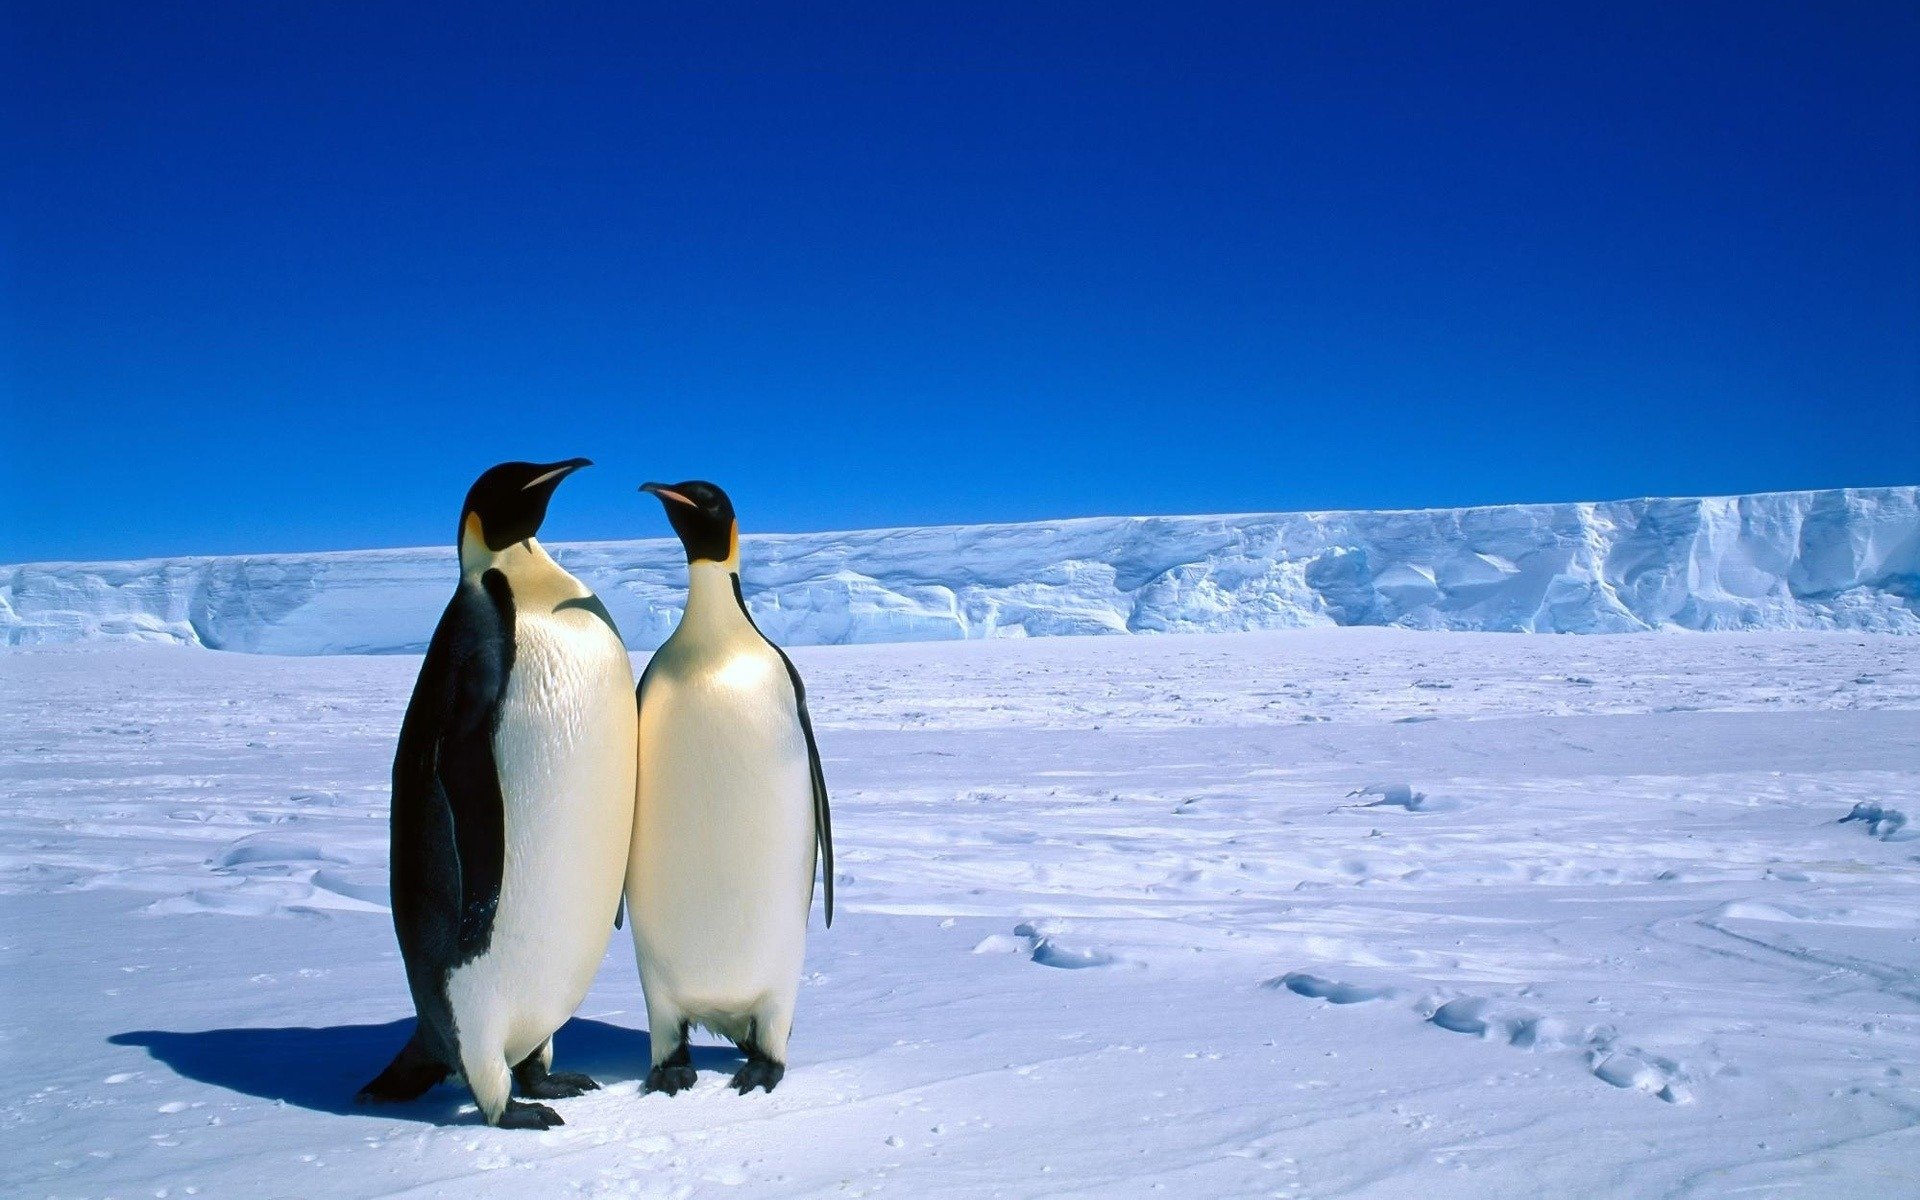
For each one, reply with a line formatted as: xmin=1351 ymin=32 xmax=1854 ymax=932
xmin=641 ymin=480 xmax=737 ymax=565
xmin=458 ymin=458 xmax=592 ymax=569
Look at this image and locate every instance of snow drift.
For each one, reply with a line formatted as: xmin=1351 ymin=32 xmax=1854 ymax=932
xmin=4 ymin=486 xmax=1915 ymax=654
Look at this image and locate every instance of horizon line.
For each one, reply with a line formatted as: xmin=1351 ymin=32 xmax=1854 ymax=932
xmin=7 ymin=481 xmax=1914 ymax=572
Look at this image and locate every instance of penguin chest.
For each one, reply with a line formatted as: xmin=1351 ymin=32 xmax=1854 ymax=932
xmin=473 ymin=606 xmax=637 ymax=1049
xmin=630 ymin=640 xmax=814 ymax=1007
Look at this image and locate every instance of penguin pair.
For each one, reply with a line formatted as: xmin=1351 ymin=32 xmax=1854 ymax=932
xmin=357 ymin=461 xmax=833 ymax=1128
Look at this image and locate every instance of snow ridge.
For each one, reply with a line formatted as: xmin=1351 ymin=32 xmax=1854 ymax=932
xmin=4 ymin=486 xmax=1916 ymax=654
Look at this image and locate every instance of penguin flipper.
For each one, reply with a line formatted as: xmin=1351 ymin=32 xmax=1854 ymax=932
xmin=723 ymin=573 xmax=834 ymax=928
xmin=774 ymin=647 xmax=833 ymax=928
xmin=393 ymin=571 xmax=516 ymax=967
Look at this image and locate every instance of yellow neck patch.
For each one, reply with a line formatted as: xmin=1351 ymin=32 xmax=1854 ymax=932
xmin=459 ymin=511 xmax=489 ymax=573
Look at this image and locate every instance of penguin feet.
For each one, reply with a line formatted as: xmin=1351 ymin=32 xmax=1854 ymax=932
xmin=729 ymin=1058 xmax=785 ymax=1095
xmin=518 ymin=1069 xmax=599 ymax=1099
xmin=645 ymin=1027 xmax=697 ymax=1095
xmin=495 ymin=1099 xmax=564 ymax=1130
xmin=513 ymin=1058 xmax=601 ymax=1100
xmin=645 ymin=1062 xmax=699 ymax=1096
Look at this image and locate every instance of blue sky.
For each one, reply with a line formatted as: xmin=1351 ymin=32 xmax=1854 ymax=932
xmin=5 ymin=2 xmax=1916 ymax=562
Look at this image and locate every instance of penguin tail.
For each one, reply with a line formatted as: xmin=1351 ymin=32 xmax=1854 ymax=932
xmin=356 ymin=1028 xmax=451 ymax=1105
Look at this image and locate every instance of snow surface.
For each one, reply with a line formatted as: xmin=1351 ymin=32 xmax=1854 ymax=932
xmin=5 ymin=629 xmax=1919 ymax=1197
xmin=4 ymin=486 xmax=1916 ymax=653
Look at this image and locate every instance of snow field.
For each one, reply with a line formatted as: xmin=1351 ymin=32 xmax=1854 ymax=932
xmin=2 ymin=628 xmax=1918 ymax=1197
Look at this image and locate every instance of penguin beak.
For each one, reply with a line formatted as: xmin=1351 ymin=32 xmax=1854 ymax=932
xmin=641 ymin=482 xmax=696 ymax=508
xmin=523 ymin=458 xmax=593 ymax=491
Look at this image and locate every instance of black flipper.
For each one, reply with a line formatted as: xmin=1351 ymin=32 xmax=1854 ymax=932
xmin=375 ymin=569 xmax=516 ymax=1091
xmin=730 ymin=574 xmax=834 ymax=927
xmin=555 ymin=592 xmax=622 ymax=638
xmin=783 ymin=651 xmax=834 ymax=928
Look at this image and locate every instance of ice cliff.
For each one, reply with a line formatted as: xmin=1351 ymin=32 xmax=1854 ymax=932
xmin=4 ymin=486 xmax=1915 ymax=654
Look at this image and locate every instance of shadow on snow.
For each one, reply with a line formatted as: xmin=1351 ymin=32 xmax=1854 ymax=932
xmin=109 ymin=1017 xmax=746 ymax=1124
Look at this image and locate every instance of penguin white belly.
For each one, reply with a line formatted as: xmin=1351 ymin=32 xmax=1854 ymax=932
xmin=630 ymin=640 xmax=814 ymax=1032
xmin=447 ymin=605 xmax=637 ymax=1065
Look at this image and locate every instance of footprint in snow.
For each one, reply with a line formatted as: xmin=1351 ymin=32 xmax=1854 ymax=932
xmin=1264 ymin=972 xmax=1398 ymax=1004
xmin=1838 ymin=802 xmax=1910 ymax=841
xmin=309 ymin=867 xmax=389 ymax=908
xmin=1420 ymin=995 xmax=1691 ymax=1103
xmin=1589 ymin=1049 xmax=1689 ymax=1102
xmin=1273 ymin=974 xmax=1691 ymax=1102
xmin=145 ymin=834 xmax=385 ymax=918
xmin=146 ymin=881 xmax=313 ymax=918
xmin=973 ymin=921 xmax=1118 ymax=969
xmin=1336 ymin=783 xmax=1460 ymax=814
xmin=211 ymin=833 xmax=345 ymax=870
xmin=290 ymin=790 xmax=344 ymax=806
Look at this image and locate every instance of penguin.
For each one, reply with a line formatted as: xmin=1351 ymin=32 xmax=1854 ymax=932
xmin=357 ymin=459 xmax=638 ymax=1129
xmin=626 ymin=480 xmax=833 ymax=1096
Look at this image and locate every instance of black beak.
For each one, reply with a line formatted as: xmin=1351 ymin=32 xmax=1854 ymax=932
xmin=641 ymin=482 xmax=696 ymax=507
xmin=522 ymin=458 xmax=593 ymax=490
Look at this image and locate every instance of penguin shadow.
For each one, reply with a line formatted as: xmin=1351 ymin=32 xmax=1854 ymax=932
xmin=109 ymin=1018 xmax=744 ymax=1124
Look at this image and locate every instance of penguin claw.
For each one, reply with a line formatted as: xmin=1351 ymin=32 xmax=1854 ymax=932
xmin=518 ymin=1070 xmax=600 ymax=1099
xmin=645 ymin=1063 xmax=699 ymax=1096
xmin=496 ymin=1100 xmax=564 ymax=1130
xmin=730 ymin=1060 xmax=785 ymax=1095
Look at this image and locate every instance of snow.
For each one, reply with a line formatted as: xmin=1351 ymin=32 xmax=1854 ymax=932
xmin=5 ymin=629 xmax=1919 ymax=1197
xmin=4 ymin=485 xmax=1916 ymax=653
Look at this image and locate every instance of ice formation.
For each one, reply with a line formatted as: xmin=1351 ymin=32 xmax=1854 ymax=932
xmin=4 ymin=486 xmax=1914 ymax=653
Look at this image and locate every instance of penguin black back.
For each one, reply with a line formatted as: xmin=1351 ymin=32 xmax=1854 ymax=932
xmin=361 ymin=458 xmax=622 ymax=1123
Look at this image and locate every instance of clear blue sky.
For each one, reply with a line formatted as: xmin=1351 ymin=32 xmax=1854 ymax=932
xmin=4 ymin=2 xmax=1916 ymax=562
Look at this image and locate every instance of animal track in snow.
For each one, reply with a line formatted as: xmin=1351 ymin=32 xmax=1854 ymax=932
xmin=146 ymin=882 xmax=311 ymax=918
xmin=1838 ymin=802 xmax=1910 ymax=841
xmin=1264 ymin=972 xmax=1399 ymax=1004
xmin=1715 ymin=899 xmax=1915 ymax=929
xmin=141 ymin=833 xmax=385 ymax=918
xmin=973 ymin=920 xmax=1119 ymax=969
xmin=1421 ymin=994 xmax=1690 ymax=1100
xmin=310 ymin=867 xmax=389 ymax=908
xmin=1336 ymin=783 xmax=1460 ymax=814
xmin=212 ymin=833 xmax=344 ymax=870
xmin=1588 ymin=1049 xmax=1687 ymax=1099
xmin=1275 ymin=973 xmax=1692 ymax=1102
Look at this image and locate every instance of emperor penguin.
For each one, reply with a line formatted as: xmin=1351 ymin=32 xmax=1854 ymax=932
xmin=627 ymin=480 xmax=833 ymax=1096
xmin=357 ymin=459 xmax=638 ymax=1129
